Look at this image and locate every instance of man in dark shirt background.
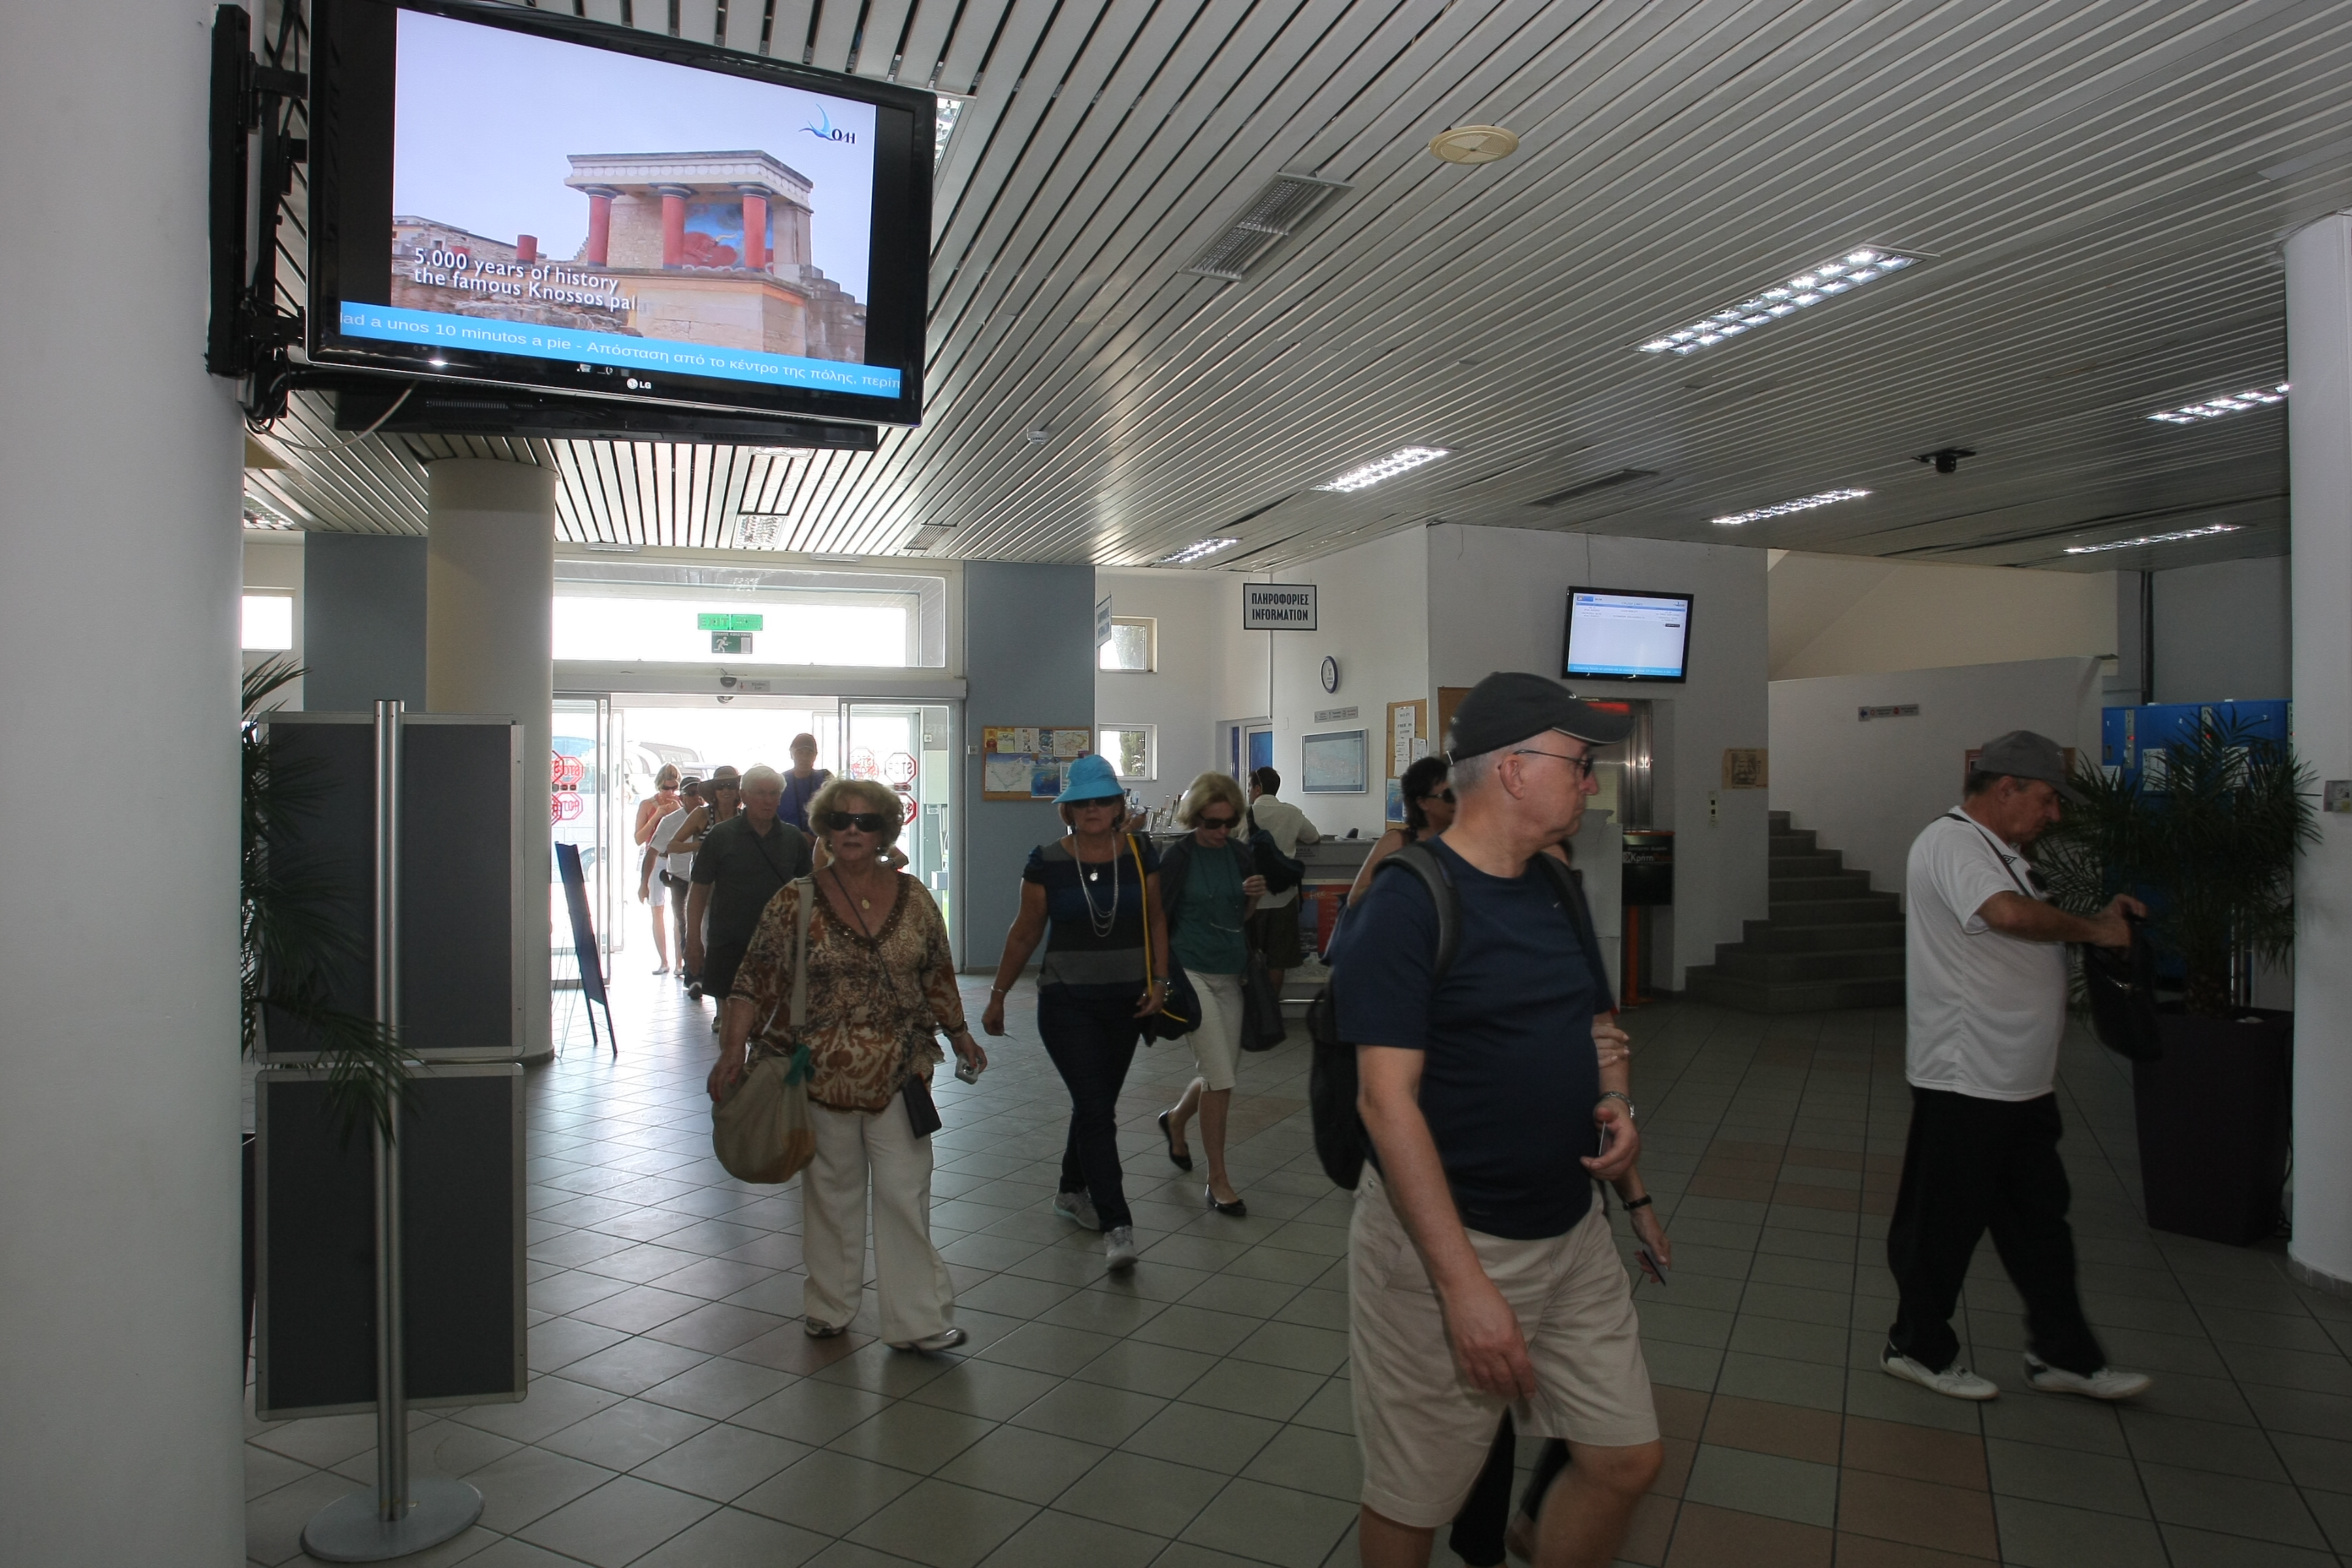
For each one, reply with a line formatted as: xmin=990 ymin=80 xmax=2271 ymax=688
xmin=1337 ymin=672 xmax=1660 ymax=1568
xmin=685 ymin=765 xmax=812 ymax=1025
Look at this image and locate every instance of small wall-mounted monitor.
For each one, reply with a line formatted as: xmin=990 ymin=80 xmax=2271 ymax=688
xmin=1563 ymin=588 xmax=1694 ymax=683
xmin=306 ymin=0 xmax=932 ymax=427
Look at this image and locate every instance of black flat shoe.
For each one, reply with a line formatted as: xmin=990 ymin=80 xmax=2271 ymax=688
xmin=1159 ymin=1111 xmax=1194 ymax=1171
xmin=1205 ymin=1185 xmax=1246 ymax=1218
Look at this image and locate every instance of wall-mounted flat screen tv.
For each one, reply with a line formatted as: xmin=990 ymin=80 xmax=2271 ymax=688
xmin=306 ymin=0 xmax=931 ymax=426
xmin=1563 ymin=588 xmax=1694 ymax=683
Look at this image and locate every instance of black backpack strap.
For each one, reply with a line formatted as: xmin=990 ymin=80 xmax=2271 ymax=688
xmin=1380 ymin=840 xmax=1460 ymax=982
xmin=1533 ymin=853 xmax=1616 ymax=1011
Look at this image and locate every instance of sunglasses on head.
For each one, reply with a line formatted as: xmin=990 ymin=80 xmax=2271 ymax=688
xmin=820 ymin=810 xmax=892 ymax=833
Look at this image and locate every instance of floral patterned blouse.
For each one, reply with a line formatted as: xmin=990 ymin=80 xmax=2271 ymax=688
xmin=729 ymin=875 xmax=968 ymax=1113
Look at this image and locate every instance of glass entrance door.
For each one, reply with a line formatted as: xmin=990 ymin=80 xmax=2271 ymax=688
xmin=552 ymin=693 xmax=615 ymax=968
xmin=845 ymin=702 xmax=954 ymax=936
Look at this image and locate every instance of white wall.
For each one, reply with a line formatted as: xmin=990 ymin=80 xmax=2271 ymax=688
xmin=1094 ymin=568 xmax=1227 ymax=810
xmin=2151 ymin=555 xmax=2291 ymax=702
xmin=1767 ymin=655 xmax=2105 ymax=904
xmin=1264 ymin=527 xmax=1433 ymax=841
xmin=1769 ymin=551 xmax=2117 ymax=681
xmin=1425 ymin=525 xmax=1771 ymax=988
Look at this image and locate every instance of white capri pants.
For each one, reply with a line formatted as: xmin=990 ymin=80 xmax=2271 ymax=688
xmin=801 ymin=1092 xmax=955 ymax=1343
xmin=1188 ymin=971 xmax=1245 ymax=1092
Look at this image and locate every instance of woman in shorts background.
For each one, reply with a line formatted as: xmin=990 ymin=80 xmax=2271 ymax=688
xmin=1156 ymin=772 xmax=1267 ymax=1217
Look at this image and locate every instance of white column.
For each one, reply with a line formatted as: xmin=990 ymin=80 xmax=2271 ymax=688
xmin=2287 ymin=214 xmax=2352 ymax=1293
xmin=0 ymin=0 xmax=246 ymax=1559
xmin=427 ymin=461 xmax=557 ymax=1063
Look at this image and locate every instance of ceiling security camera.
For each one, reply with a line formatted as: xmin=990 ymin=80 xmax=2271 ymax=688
xmin=719 ymin=673 xmax=738 ymax=688
xmin=1917 ymin=446 xmax=1976 ymax=475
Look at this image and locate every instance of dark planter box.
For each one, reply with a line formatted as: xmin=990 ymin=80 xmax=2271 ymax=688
xmin=2134 ymin=1007 xmax=2291 ymax=1246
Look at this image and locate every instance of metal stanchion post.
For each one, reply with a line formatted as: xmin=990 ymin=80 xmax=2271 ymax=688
xmin=302 ymin=700 xmax=483 ymax=1562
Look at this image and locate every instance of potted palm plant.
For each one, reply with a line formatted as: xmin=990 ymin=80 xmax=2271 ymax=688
xmin=2036 ymin=719 xmax=2314 ymax=1245
xmin=242 ymin=657 xmax=410 ymax=1348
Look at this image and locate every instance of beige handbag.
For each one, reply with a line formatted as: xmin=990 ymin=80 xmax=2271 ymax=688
xmin=711 ymin=879 xmax=817 ymax=1183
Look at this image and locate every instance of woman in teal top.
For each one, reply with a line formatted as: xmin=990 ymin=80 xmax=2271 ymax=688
xmin=1156 ymin=772 xmax=1265 ymax=1215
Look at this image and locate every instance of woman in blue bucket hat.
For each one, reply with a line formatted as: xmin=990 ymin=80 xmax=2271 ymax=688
xmin=981 ymin=753 xmax=1170 ymax=1271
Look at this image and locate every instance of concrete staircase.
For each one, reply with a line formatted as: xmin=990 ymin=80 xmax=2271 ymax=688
xmin=1682 ymin=811 xmax=1907 ymax=1013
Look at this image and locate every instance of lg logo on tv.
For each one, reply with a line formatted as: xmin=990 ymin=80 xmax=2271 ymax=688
xmin=802 ymin=110 xmax=857 ymax=145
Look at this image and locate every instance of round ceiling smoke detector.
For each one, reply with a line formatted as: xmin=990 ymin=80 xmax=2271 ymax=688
xmin=1428 ymin=125 xmax=1519 ymax=165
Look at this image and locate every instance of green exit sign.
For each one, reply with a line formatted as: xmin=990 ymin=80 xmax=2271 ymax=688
xmin=698 ymin=612 xmax=764 ymax=631
xmin=710 ymin=632 xmax=755 ymax=655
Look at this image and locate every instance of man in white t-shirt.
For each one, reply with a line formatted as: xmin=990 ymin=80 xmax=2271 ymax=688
xmin=1243 ymin=766 xmax=1320 ymax=993
xmin=1886 ymin=730 xmax=2152 ymax=1404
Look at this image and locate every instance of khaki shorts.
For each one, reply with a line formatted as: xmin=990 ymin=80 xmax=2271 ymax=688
xmin=1348 ymin=1164 xmax=1658 ymax=1528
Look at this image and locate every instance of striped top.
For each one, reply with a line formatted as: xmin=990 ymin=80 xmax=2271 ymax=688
xmin=1024 ymin=836 xmax=1162 ymax=998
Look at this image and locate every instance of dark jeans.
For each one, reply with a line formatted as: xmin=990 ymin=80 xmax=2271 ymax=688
xmin=1886 ymin=1085 xmax=2106 ymax=1376
xmin=1037 ymin=987 xmax=1143 ymax=1230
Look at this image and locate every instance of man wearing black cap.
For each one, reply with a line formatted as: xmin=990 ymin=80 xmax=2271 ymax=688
xmin=1336 ymin=672 xmax=1659 ymax=1568
xmin=1884 ymin=730 xmax=2152 ymax=1403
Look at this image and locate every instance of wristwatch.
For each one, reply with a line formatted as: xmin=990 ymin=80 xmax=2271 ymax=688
xmin=1598 ymin=1090 xmax=1636 ymax=1120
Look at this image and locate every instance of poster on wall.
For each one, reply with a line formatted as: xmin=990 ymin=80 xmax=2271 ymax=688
xmin=1301 ymin=730 xmax=1369 ymax=794
xmin=1385 ymin=699 xmax=1427 ymax=779
xmin=1720 ymin=749 xmax=1769 ymax=789
xmin=982 ymin=725 xmax=1095 ymax=800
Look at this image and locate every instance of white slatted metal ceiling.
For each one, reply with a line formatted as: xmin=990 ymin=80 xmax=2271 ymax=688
xmin=243 ymin=0 xmax=2352 ymax=574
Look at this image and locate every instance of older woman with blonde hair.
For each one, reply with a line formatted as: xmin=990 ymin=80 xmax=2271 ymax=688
xmin=710 ymin=774 xmax=983 ymax=1352
xmin=1158 ymin=771 xmax=1268 ymax=1216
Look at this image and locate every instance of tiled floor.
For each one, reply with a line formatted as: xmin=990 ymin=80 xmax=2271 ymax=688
xmin=246 ymin=968 xmax=2352 ymax=1567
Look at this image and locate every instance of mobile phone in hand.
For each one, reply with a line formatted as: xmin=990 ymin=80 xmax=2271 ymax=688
xmin=1637 ymin=1247 xmax=1669 ymax=1285
xmin=955 ymin=1056 xmax=981 ymax=1084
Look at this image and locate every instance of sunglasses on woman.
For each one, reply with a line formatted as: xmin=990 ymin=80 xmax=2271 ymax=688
xmin=1197 ymin=813 xmax=1239 ymax=830
xmin=819 ymin=810 xmax=894 ymax=833
xmin=1422 ymin=789 xmax=1455 ymax=806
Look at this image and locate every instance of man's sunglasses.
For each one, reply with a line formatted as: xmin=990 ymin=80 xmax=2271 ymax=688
xmin=820 ymin=810 xmax=894 ymax=833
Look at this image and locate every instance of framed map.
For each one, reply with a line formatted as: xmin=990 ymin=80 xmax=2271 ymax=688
xmin=1301 ymin=730 xmax=1369 ymax=794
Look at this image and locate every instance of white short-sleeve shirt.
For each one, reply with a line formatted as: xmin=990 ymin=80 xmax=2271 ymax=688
xmin=1904 ymin=810 xmax=2069 ymax=1100
xmin=656 ymin=806 xmax=696 ymax=881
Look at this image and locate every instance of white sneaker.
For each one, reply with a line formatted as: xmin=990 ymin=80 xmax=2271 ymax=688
xmin=2025 ymin=1355 xmax=2151 ymax=1400
xmin=1882 ymin=1348 xmax=1999 ymax=1400
xmin=1103 ymin=1225 xmax=1139 ymax=1270
xmin=1053 ymin=1190 xmax=1101 ymax=1230
xmin=889 ymin=1326 xmax=968 ymax=1353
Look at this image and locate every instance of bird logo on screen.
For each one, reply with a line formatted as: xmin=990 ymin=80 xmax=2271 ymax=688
xmin=802 ymin=109 xmax=858 ymax=146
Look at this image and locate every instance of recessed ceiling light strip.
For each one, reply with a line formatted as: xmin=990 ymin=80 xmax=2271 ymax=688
xmin=1159 ymin=537 xmax=1240 ymax=564
xmin=1637 ymin=249 xmax=1918 ymax=357
xmin=2063 ymin=523 xmax=2242 ymax=555
xmin=1315 ymin=446 xmax=1450 ymax=493
xmin=2147 ymin=385 xmax=2287 ymax=425
xmin=1709 ymin=487 xmax=1870 ymax=527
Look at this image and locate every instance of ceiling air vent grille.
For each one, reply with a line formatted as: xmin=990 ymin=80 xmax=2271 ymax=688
xmin=1529 ymin=469 xmax=1660 ymax=507
xmin=1182 ymin=174 xmax=1352 ymax=282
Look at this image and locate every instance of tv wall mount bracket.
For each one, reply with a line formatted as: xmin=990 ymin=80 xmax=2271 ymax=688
xmin=207 ymin=3 xmax=310 ymax=422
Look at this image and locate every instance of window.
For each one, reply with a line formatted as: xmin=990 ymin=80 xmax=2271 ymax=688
xmin=1100 ymin=725 xmax=1156 ymax=780
xmin=1098 ymin=617 xmax=1156 ymax=672
xmin=242 ymin=593 xmax=293 ymax=651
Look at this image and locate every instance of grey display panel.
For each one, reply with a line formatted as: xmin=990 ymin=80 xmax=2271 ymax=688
xmin=257 ymin=713 xmax=523 ymax=1060
xmin=254 ymin=1063 xmax=527 ymax=1419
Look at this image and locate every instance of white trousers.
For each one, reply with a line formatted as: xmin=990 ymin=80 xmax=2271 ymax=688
xmin=801 ymin=1096 xmax=954 ymax=1342
xmin=1188 ymin=970 xmax=1244 ymax=1092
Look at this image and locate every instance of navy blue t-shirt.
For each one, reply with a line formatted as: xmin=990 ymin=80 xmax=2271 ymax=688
xmin=1024 ymin=837 xmax=1162 ymax=1000
xmin=1334 ymin=839 xmax=1604 ymax=1239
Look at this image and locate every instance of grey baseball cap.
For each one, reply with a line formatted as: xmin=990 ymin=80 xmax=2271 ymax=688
xmin=1976 ymin=730 xmax=2085 ymax=804
xmin=1448 ymin=671 xmax=1635 ymax=759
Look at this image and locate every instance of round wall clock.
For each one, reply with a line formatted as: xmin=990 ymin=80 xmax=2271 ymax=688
xmin=1320 ymin=655 xmax=1340 ymax=693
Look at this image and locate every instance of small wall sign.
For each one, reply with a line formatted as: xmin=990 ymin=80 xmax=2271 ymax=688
xmin=1242 ymin=583 xmax=1318 ymax=630
xmin=1857 ymin=704 xmax=1921 ymax=721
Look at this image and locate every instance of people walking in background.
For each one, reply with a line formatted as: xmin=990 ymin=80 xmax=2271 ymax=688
xmin=1884 ymin=730 xmax=2152 ymax=1403
xmin=981 ymin=753 xmax=1169 ymax=1272
xmin=655 ymin=779 xmax=704 ymax=983
xmin=636 ymin=767 xmax=685 ymax=975
xmin=709 ymin=775 xmax=982 ymax=1352
xmin=1348 ymin=755 xmax=1456 ymax=904
xmin=779 ymin=732 xmax=833 ymax=833
xmin=1243 ymin=766 xmax=1319 ymax=994
xmin=686 ymin=766 xmax=812 ymax=1030
xmin=1158 ymin=772 xmax=1268 ymax=1217
xmin=1337 ymin=672 xmax=1657 ymax=1568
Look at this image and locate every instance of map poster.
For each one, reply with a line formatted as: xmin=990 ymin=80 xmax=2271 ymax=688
xmin=982 ymin=725 xmax=1096 ymax=800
